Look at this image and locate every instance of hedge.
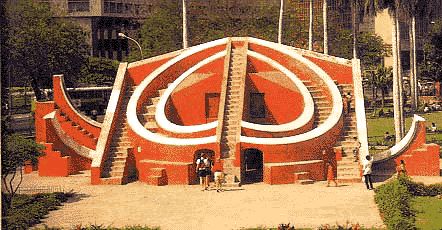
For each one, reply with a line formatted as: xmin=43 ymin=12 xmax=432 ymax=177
xmin=374 ymin=177 xmax=416 ymax=230
xmin=374 ymin=176 xmax=442 ymax=230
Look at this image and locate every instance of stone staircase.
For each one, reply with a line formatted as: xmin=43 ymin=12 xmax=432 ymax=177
xmin=302 ymin=80 xmax=333 ymax=127
xmin=143 ymin=87 xmax=168 ymax=133
xmin=293 ymin=171 xmax=315 ymax=184
xmin=219 ymin=43 xmax=248 ymax=186
xmin=101 ymin=86 xmax=134 ymax=184
xmin=57 ymin=109 xmax=98 ymax=148
xmin=335 ymin=83 xmax=361 ymax=183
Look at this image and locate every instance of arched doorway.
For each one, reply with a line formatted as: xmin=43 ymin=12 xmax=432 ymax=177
xmin=242 ymin=148 xmax=263 ymax=184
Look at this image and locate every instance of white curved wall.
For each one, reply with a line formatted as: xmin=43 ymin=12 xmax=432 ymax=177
xmin=127 ymin=37 xmax=345 ymax=146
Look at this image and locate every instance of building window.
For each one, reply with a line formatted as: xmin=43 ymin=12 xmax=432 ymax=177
xmin=68 ymin=0 xmax=90 ymax=13
xmin=249 ymin=93 xmax=265 ymax=118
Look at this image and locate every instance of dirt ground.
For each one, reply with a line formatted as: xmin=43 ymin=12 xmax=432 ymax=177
xmin=6 ymin=171 xmax=388 ymax=230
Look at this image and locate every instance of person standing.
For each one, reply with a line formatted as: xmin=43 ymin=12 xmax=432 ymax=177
xmin=196 ymin=153 xmax=211 ymax=191
xmin=353 ymin=138 xmax=361 ymax=162
xmin=343 ymin=92 xmax=352 ymax=114
xmin=362 ymin=155 xmax=374 ymax=190
xmin=396 ymin=159 xmax=407 ymax=178
xmin=326 ymin=160 xmax=338 ymax=187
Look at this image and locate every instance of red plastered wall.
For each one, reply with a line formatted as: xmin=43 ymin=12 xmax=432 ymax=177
xmin=38 ymin=120 xmax=91 ymax=176
xmin=169 ymin=73 xmax=223 ymax=126
xmin=240 ymin=116 xmax=343 ymax=164
xmin=53 ymin=76 xmax=101 ymax=139
xmin=55 ymin=111 xmax=97 ymax=150
xmin=243 ymin=74 xmax=304 ymax=124
xmin=131 ymin=45 xmax=227 ymax=113
xmin=247 ymin=56 xmax=277 ymax=73
xmin=138 ymin=162 xmax=195 ymax=185
xmin=128 ymin=57 xmax=176 ymax=85
xmin=305 ymin=56 xmax=353 ymax=84
xmin=128 ymin=128 xmax=220 ymax=184
xmin=263 ymin=161 xmax=325 ymax=184
xmin=35 ymin=102 xmax=55 ymax=143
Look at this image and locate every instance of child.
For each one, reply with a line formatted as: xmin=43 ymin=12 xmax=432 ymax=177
xmin=214 ymin=170 xmax=225 ymax=192
xmin=353 ymin=138 xmax=361 ymax=162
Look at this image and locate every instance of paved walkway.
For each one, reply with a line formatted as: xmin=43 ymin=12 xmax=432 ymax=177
xmin=14 ymin=172 xmax=386 ymax=230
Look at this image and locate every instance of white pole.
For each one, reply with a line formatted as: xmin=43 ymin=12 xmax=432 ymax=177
xmin=182 ymin=0 xmax=188 ymax=49
xmin=323 ymin=0 xmax=328 ymax=54
xmin=278 ymin=0 xmax=284 ymax=44
xmin=309 ymin=0 xmax=313 ymax=51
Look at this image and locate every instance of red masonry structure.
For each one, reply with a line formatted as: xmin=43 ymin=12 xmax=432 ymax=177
xmin=33 ymin=37 xmax=440 ymax=185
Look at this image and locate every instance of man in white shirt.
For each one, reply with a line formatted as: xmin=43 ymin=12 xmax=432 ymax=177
xmin=362 ymin=155 xmax=374 ymax=190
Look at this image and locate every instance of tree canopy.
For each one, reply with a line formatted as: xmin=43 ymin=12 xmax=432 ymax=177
xmin=5 ymin=0 xmax=89 ymax=100
xmin=420 ymin=19 xmax=442 ymax=82
xmin=1 ymin=134 xmax=44 ymax=208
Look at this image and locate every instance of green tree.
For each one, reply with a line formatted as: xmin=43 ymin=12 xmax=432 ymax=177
xmin=1 ymin=134 xmax=44 ymax=209
xmin=5 ymin=0 xmax=89 ymax=101
xmin=127 ymin=1 xmax=182 ymax=61
xmin=329 ymin=29 xmax=390 ymax=69
xmin=420 ymin=19 xmax=442 ymax=83
xmin=366 ymin=66 xmax=393 ymax=108
xmin=79 ymin=57 xmax=119 ymax=86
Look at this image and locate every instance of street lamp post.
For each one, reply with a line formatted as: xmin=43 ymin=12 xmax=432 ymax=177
xmin=118 ymin=32 xmax=143 ymax=59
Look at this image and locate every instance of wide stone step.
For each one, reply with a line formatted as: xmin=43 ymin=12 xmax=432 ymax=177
xmin=111 ymin=141 xmax=132 ymax=147
xmin=145 ymin=105 xmax=156 ymax=113
xmin=150 ymin=97 xmax=160 ymax=104
xmin=104 ymin=160 xmax=126 ymax=167
xmin=296 ymin=179 xmax=315 ymax=185
xmin=145 ymin=122 xmax=158 ymax=129
xmin=143 ymin=112 xmax=155 ymax=122
xmin=109 ymin=146 xmax=129 ymax=153
xmin=158 ymin=88 xmax=167 ymax=96
xmin=109 ymin=171 xmax=124 ymax=177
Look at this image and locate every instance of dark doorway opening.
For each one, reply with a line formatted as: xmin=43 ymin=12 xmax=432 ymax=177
xmin=242 ymin=148 xmax=263 ymax=184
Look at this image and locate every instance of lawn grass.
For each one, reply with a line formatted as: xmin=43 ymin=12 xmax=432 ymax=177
xmin=412 ymin=196 xmax=442 ymax=230
xmin=366 ymin=111 xmax=442 ymax=148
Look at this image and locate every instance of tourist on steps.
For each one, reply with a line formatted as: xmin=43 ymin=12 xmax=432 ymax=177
xmin=362 ymin=155 xmax=374 ymax=190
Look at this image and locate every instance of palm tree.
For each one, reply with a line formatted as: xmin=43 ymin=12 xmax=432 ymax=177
xmin=402 ymin=0 xmax=429 ymax=111
xmin=182 ymin=0 xmax=188 ymax=49
xmin=309 ymin=0 xmax=313 ymax=50
xmin=363 ymin=0 xmax=405 ymax=141
xmin=385 ymin=0 xmax=405 ymax=141
xmin=323 ymin=0 xmax=328 ymax=54
xmin=278 ymin=0 xmax=284 ymax=44
xmin=373 ymin=66 xmax=393 ymax=108
xmin=336 ymin=0 xmax=365 ymax=59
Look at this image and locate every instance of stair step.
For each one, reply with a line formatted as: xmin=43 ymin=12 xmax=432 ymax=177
xmin=111 ymin=141 xmax=132 ymax=147
xmin=143 ymin=113 xmax=155 ymax=122
xmin=297 ymin=179 xmax=315 ymax=185
xmin=145 ymin=104 xmax=156 ymax=113
xmin=150 ymin=97 xmax=160 ymax=104
xmin=109 ymin=171 xmax=124 ymax=177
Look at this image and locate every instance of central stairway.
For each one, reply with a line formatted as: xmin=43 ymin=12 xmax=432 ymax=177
xmin=219 ymin=42 xmax=248 ymax=185
xmin=101 ymin=85 xmax=135 ymax=184
xmin=335 ymin=84 xmax=361 ymax=183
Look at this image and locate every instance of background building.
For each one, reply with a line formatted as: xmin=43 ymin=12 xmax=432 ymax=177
xmin=37 ymin=0 xmax=153 ymax=60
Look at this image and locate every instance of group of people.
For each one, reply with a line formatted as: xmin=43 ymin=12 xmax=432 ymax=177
xmin=196 ymin=153 xmax=224 ymax=192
